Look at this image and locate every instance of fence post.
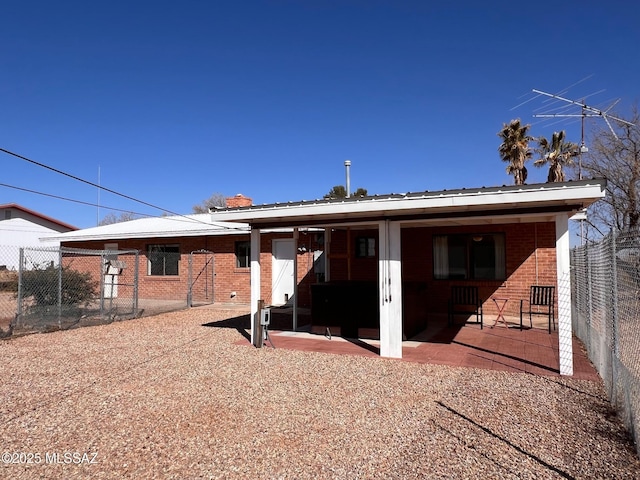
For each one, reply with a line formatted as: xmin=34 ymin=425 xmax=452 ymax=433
xmin=611 ymin=230 xmax=619 ymax=359
xmin=134 ymin=250 xmax=139 ymax=315
xmin=584 ymin=243 xmax=592 ymax=351
xmin=15 ymin=248 xmax=24 ymax=324
xmin=58 ymin=248 xmax=63 ymax=327
xmin=187 ymin=253 xmax=193 ymax=308
xmin=99 ymin=252 xmax=105 ymax=317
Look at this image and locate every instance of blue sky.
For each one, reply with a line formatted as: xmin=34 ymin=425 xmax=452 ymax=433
xmin=2 ymin=0 xmax=639 ymax=229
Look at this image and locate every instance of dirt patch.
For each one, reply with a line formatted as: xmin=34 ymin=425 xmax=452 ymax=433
xmin=0 ymin=268 xmax=17 ymax=292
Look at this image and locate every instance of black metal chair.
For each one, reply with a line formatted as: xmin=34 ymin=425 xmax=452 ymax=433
xmin=520 ymin=286 xmax=555 ymax=333
xmin=448 ymin=286 xmax=483 ymax=329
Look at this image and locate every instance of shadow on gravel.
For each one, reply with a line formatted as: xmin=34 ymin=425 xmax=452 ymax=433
xmin=540 ymin=375 xmax=608 ymax=401
xmin=202 ymin=314 xmax=251 ymax=341
xmin=452 ymin=339 xmax=559 ymax=375
xmin=436 ymin=401 xmax=575 ymax=479
xmin=201 ymin=310 xmax=313 ymax=344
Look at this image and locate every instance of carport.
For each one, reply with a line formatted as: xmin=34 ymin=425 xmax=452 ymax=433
xmin=209 ymin=179 xmax=606 ymax=376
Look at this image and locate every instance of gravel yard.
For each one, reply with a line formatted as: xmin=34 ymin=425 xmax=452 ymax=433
xmin=1 ymin=306 xmax=639 ymax=479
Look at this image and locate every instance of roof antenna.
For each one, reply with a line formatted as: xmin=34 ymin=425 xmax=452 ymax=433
xmin=532 ymin=88 xmax=634 ymax=141
xmin=532 ymin=88 xmax=636 ymax=181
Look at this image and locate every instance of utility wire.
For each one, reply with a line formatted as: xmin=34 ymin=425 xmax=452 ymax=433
xmin=0 ymin=182 xmax=154 ymax=219
xmin=0 ymin=181 xmax=248 ymax=229
xmin=0 ymin=147 xmax=246 ymax=229
xmin=1 ymin=147 xmax=196 ymax=221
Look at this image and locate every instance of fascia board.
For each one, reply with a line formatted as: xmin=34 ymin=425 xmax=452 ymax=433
xmin=49 ymin=230 xmax=242 ymax=243
xmin=210 ymin=183 xmax=606 ymax=223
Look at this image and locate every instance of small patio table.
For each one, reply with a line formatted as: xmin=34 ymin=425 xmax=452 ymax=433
xmin=490 ymin=297 xmax=509 ymax=329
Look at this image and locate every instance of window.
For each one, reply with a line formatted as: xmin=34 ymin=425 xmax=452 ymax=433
xmin=4 ymin=210 xmax=11 ymax=220
xmin=433 ymin=233 xmax=505 ymax=280
xmin=355 ymin=236 xmax=376 ymax=258
xmin=235 ymin=241 xmax=250 ymax=268
xmin=147 ymin=245 xmax=180 ymax=276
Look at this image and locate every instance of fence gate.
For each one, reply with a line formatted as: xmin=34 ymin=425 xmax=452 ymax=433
xmin=188 ymin=250 xmax=215 ymax=307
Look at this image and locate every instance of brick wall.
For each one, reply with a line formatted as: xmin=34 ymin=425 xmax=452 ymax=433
xmin=328 ymin=222 xmax=558 ymax=319
xmin=61 ymin=231 xmax=319 ymax=308
xmin=61 ymin=221 xmax=558 ymax=317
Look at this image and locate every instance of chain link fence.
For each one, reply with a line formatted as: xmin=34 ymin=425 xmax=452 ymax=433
xmin=0 ymin=245 xmax=19 ymax=337
xmin=0 ymin=245 xmax=221 ymax=338
xmin=10 ymin=246 xmax=140 ymax=334
xmin=571 ymin=228 xmax=640 ymax=456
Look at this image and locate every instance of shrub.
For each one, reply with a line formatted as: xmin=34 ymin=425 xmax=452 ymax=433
xmin=20 ymin=263 xmax=97 ymax=307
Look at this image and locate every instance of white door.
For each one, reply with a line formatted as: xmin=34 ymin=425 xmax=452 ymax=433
xmin=272 ymin=239 xmax=295 ymax=306
xmin=104 ymin=243 xmax=118 ymax=298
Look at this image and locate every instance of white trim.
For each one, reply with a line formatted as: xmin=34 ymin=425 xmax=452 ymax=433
xmin=293 ymin=228 xmax=298 ymax=331
xmin=556 ymin=213 xmax=573 ymax=376
xmin=250 ymin=229 xmax=261 ymax=347
xmin=379 ymin=220 xmax=403 ymax=358
xmin=209 ymin=182 xmax=606 ymax=225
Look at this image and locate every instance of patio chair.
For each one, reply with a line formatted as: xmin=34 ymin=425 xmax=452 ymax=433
xmin=520 ymin=285 xmax=555 ymax=333
xmin=448 ymin=286 xmax=483 ymax=329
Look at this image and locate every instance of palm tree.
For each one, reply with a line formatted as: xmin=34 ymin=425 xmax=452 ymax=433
xmin=497 ymin=119 xmax=533 ymax=185
xmin=534 ymin=130 xmax=579 ymax=183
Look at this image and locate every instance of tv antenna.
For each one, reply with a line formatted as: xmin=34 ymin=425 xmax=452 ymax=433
xmin=532 ymin=88 xmax=636 ymax=179
xmin=532 ymin=88 xmax=634 ymax=140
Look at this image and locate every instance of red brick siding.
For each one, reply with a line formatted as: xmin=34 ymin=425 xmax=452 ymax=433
xmin=61 ymin=232 xmax=319 ymax=308
xmin=61 ymin=221 xmax=558 ymax=317
xmin=328 ymin=222 xmax=558 ymax=318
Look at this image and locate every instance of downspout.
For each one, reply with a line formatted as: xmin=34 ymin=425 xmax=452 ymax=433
xmin=293 ymin=228 xmax=298 ymax=332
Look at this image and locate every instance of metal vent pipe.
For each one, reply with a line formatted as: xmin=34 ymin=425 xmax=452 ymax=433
xmin=344 ymin=160 xmax=351 ymax=198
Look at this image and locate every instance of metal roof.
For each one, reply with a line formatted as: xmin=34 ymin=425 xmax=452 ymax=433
xmin=45 ymin=214 xmax=250 ymax=242
xmin=209 ymin=179 xmax=607 ymax=228
xmin=45 ymin=179 xmax=608 ymax=242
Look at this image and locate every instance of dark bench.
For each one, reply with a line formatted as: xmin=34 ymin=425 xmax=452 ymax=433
xmin=448 ymin=286 xmax=483 ymax=329
xmin=520 ymin=285 xmax=555 ymax=333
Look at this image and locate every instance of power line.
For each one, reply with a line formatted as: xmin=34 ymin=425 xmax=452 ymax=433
xmin=0 ymin=182 xmax=249 ymax=229
xmin=0 ymin=147 xmax=251 ymax=231
xmin=0 ymin=147 xmax=187 ymax=218
xmin=0 ymin=147 xmax=224 ymax=227
xmin=0 ymin=182 xmax=154 ymax=218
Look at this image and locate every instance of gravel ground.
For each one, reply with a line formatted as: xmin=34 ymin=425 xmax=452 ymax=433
xmin=1 ymin=307 xmax=639 ymax=479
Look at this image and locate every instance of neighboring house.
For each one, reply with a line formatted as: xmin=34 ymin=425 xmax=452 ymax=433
xmin=208 ymin=179 xmax=607 ymax=375
xmin=0 ymin=203 xmax=77 ymax=270
xmin=48 ymin=199 xmax=322 ymax=308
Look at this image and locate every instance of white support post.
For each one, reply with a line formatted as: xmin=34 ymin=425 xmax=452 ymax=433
xmin=379 ymin=220 xmax=403 ymax=358
xmin=556 ymin=213 xmax=573 ymax=375
xmin=250 ymin=228 xmax=261 ymax=347
xmin=293 ymin=228 xmax=299 ymax=331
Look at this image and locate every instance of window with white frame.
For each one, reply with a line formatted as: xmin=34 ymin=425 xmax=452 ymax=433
xmin=433 ymin=233 xmax=506 ymax=280
xmin=147 ymin=244 xmax=180 ymax=276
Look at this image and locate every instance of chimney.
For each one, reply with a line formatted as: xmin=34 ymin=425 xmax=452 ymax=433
xmin=226 ymin=194 xmax=253 ymax=208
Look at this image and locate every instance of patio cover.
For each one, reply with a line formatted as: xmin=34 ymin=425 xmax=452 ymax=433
xmin=209 ymin=179 xmax=607 ymax=375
